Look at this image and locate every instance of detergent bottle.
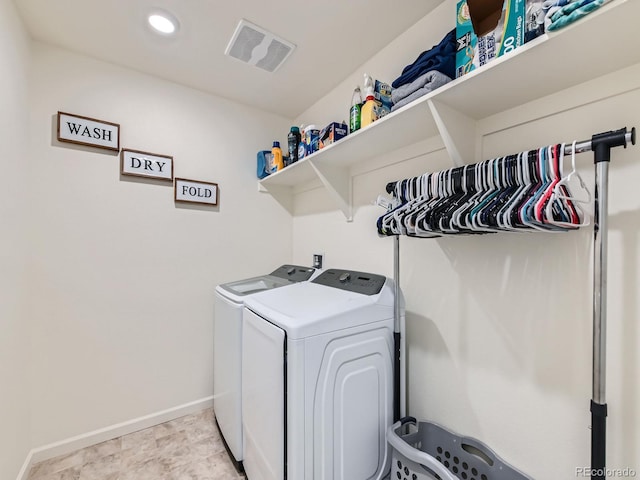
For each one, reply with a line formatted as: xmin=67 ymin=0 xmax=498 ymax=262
xmin=272 ymin=141 xmax=284 ymax=171
xmin=349 ymin=86 xmax=362 ymax=133
xmin=287 ymin=126 xmax=301 ymax=164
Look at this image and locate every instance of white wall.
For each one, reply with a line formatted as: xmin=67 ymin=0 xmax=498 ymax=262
xmin=0 ymin=0 xmax=32 ymax=477
xmin=292 ymin=1 xmax=640 ymax=478
xmin=27 ymin=43 xmax=292 ymax=447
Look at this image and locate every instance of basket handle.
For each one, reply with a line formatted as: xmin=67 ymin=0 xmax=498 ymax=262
xmin=459 ymin=436 xmax=498 ymax=467
xmin=399 ymin=416 xmax=417 ymax=426
xmin=387 ymin=420 xmax=459 ymax=480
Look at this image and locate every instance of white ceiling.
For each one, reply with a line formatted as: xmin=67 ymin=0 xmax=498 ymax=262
xmin=15 ymin=0 xmax=445 ymax=118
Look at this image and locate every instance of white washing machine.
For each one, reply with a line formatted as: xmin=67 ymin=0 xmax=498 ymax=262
xmin=213 ymin=264 xmax=317 ymax=471
xmin=242 ymin=268 xmax=405 ymax=480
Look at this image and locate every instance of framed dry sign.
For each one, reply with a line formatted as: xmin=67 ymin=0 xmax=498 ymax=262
xmin=175 ymin=178 xmax=219 ymax=206
xmin=121 ymin=149 xmax=173 ymax=181
xmin=57 ymin=111 xmax=120 ymax=151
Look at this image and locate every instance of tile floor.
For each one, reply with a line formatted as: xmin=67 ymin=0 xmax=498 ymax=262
xmin=27 ymin=408 xmax=245 ymax=480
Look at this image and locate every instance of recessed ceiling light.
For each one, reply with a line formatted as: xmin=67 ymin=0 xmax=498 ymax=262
xmin=148 ymin=11 xmax=179 ymax=35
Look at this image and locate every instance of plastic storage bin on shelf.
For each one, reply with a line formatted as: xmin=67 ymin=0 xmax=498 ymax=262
xmin=387 ymin=417 xmax=531 ymax=480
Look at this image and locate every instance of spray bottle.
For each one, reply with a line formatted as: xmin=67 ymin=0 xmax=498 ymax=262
xmin=360 ymin=74 xmax=378 ymax=128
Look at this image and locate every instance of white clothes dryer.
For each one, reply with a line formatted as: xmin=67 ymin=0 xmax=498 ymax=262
xmin=213 ymin=264 xmax=317 ymax=471
xmin=242 ymin=268 xmax=404 ymax=480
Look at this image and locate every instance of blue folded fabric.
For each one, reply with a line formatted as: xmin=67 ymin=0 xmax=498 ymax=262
xmin=392 ymin=29 xmax=457 ymax=88
xmin=547 ymin=0 xmax=608 ymax=31
xmin=391 ymin=70 xmax=452 ymax=105
xmin=542 ymin=0 xmax=570 ymax=7
xmin=391 ymin=72 xmax=452 ymax=111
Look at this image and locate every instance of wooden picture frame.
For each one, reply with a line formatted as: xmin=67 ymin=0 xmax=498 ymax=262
xmin=174 ymin=178 xmax=219 ymax=206
xmin=57 ymin=111 xmax=120 ymax=151
xmin=121 ymin=149 xmax=173 ymax=181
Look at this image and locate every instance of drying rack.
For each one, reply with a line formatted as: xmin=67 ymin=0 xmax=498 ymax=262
xmin=388 ymin=127 xmax=636 ymax=480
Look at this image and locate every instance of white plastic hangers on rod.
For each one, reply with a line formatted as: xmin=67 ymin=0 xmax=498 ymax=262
xmin=377 ymin=142 xmax=591 ymax=237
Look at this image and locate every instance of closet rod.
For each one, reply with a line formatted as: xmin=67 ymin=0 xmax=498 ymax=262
xmin=563 ymin=129 xmax=634 ymax=156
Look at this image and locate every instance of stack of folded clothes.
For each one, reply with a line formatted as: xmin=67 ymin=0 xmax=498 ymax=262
xmin=391 ymin=29 xmax=456 ymax=112
xmin=546 ymin=0 xmax=610 ymax=31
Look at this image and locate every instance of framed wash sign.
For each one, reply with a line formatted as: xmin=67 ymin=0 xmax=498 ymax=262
xmin=175 ymin=178 xmax=219 ymax=206
xmin=121 ymin=149 xmax=173 ymax=181
xmin=57 ymin=111 xmax=120 ymax=151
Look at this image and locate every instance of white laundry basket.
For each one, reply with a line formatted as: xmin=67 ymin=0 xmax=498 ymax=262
xmin=387 ymin=417 xmax=532 ymax=480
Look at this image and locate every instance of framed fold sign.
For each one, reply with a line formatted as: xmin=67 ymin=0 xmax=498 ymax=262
xmin=121 ymin=149 xmax=173 ymax=181
xmin=175 ymin=178 xmax=218 ymax=206
xmin=57 ymin=111 xmax=120 ymax=151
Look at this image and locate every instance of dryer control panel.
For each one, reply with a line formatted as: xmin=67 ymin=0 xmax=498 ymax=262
xmin=312 ymin=269 xmax=386 ymax=295
xmin=270 ymin=264 xmax=316 ymax=282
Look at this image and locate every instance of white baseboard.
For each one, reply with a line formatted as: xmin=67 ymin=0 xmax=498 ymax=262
xmin=15 ymin=450 xmax=34 ymax=480
xmin=16 ymin=396 xmax=213 ymax=480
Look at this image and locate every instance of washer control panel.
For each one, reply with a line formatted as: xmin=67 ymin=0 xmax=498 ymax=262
xmin=270 ymin=264 xmax=316 ymax=282
xmin=312 ymin=269 xmax=386 ymax=295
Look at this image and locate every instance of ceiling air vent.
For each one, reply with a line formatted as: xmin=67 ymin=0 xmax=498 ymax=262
xmin=224 ymin=19 xmax=295 ymax=73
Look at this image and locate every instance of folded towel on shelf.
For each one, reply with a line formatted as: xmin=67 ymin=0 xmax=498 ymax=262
xmin=547 ymin=0 xmax=609 ymax=31
xmin=391 ymin=29 xmax=456 ymax=88
xmin=391 ymin=70 xmax=452 ymax=104
xmin=542 ymin=0 xmax=570 ymax=8
xmin=391 ymin=72 xmax=452 ymax=112
xmin=391 ymin=71 xmax=452 ymax=111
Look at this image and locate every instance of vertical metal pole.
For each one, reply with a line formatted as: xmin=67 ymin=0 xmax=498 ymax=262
xmin=393 ymin=235 xmax=401 ymax=422
xmin=394 ymin=235 xmax=401 ymax=331
xmin=591 ymin=160 xmax=609 ymax=480
xmin=588 ymin=127 xmax=633 ymax=480
xmin=593 ymin=162 xmax=609 ymax=405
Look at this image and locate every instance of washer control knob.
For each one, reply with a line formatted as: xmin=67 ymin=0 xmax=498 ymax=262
xmin=338 ymin=272 xmax=351 ymax=283
xmin=287 ymin=267 xmax=296 ymax=275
